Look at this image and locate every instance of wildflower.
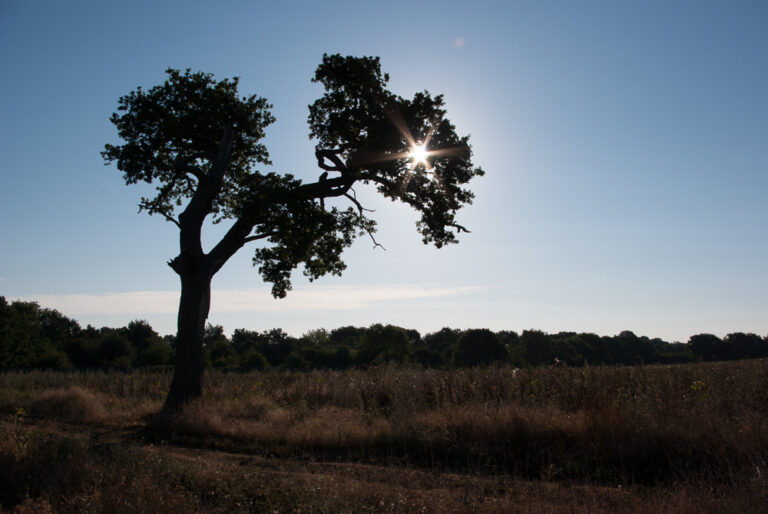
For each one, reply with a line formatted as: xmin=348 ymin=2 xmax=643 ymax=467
xmin=690 ymin=380 xmax=705 ymax=391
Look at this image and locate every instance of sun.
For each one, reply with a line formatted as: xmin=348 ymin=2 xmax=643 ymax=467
xmin=408 ymin=143 xmax=429 ymax=167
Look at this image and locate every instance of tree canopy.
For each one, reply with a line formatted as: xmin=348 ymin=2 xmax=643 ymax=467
xmin=3 ymin=296 xmax=768 ymax=371
xmin=103 ymin=55 xmax=484 ymax=298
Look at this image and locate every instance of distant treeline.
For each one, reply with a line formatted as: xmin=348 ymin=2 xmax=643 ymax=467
xmin=1 ymin=296 xmax=767 ymax=370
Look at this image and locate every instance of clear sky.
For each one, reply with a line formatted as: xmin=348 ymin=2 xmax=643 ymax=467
xmin=1 ymin=0 xmax=766 ymax=342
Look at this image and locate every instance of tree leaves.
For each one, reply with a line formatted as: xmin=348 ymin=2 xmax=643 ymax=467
xmin=103 ymin=56 xmax=482 ymax=297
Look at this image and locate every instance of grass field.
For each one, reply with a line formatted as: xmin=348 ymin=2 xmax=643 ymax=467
xmin=2 ymin=360 xmax=767 ymax=512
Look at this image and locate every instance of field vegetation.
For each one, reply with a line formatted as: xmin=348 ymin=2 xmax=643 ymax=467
xmin=2 ymin=360 xmax=767 ymax=512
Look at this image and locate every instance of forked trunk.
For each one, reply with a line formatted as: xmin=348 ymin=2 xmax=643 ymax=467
xmin=163 ymin=269 xmax=211 ymax=413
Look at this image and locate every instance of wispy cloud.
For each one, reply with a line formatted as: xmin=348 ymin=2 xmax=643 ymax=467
xmin=16 ymin=285 xmax=488 ymax=316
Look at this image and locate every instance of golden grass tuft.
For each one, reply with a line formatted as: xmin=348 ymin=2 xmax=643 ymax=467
xmin=30 ymin=386 xmax=109 ymax=424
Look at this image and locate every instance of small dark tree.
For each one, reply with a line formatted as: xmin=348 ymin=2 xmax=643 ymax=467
xmin=103 ymin=55 xmax=483 ymax=411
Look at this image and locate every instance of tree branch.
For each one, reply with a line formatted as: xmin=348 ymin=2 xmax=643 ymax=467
xmin=139 ymin=201 xmax=181 ymax=228
xmin=243 ymin=232 xmax=273 ymax=243
xmin=207 ymin=216 xmax=257 ymax=275
xmin=368 ymin=231 xmax=386 ymax=251
xmin=341 ymin=189 xmax=383 ymax=250
xmin=173 ymin=153 xmax=205 ymax=180
xmin=297 ymin=174 xmax=355 ymax=200
xmin=178 ymin=127 xmax=236 ymax=251
xmin=315 ymin=148 xmax=347 ymax=173
xmin=344 ymin=191 xmax=374 ymax=215
xmin=449 ymin=222 xmax=469 ymax=233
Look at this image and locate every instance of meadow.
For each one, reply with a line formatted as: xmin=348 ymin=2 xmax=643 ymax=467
xmin=1 ymin=360 xmax=767 ymax=512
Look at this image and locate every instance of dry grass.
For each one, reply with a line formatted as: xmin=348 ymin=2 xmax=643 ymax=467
xmin=1 ymin=423 xmax=765 ymax=513
xmin=1 ymin=360 xmax=767 ymax=510
xmin=141 ymin=361 xmax=768 ymax=484
xmin=29 ymin=386 xmax=108 ymax=424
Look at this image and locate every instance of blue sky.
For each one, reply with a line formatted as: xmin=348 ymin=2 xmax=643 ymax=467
xmin=1 ymin=0 xmax=766 ymax=342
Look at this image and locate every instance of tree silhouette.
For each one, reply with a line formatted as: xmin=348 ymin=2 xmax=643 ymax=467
xmin=453 ymin=328 xmax=507 ymax=367
xmin=103 ymin=55 xmax=483 ymax=411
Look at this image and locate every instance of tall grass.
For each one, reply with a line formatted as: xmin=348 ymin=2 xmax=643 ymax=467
xmin=2 ymin=360 xmax=767 ymax=486
xmin=1 ymin=424 xmax=765 ymax=513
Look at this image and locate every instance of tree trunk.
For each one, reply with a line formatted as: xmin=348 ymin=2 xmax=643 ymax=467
xmin=162 ymin=266 xmax=212 ymax=413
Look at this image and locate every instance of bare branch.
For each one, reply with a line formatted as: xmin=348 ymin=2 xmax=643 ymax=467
xmin=368 ymin=231 xmax=385 ymax=250
xmin=449 ymin=222 xmax=469 ymax=234
xmin=139 ymin=201 xmax=181 ymax=228
xmin=344 ymin=192 xmax=374 ymax=215
xmin=340 ymin=188 xmax=383 ymax=250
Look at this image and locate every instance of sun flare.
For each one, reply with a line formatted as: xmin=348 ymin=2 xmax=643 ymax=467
xmin=408 ymin=143 xmax=429 ymax=166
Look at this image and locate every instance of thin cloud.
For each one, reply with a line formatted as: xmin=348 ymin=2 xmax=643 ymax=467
xmin=16 ymin=285 xmax=489 ymax=316
xmin=20 ymin=291 xmax=180 ymax=315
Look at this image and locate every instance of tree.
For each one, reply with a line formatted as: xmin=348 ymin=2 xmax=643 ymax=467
xmin=102 ymin=55 xmax=484 ymax=411
xmin=356 ymin=324 xmax=412 ymax=365
xmin=688 ymin=333 xmax=723 ymax=361
xmin=725 ymin=332 xmax=767 ymax=360
xmin=453 ymin=328 xmax=506 ymax=367
xmin=422 ymin=327 xmax=461 ymax=357
xmin=202 ymin=324 xmax=236 ymax=368
xmin=520 ymin=329 xmax=551 ymax=366
xmin=126 ymin=319 xmax=173 ymax=366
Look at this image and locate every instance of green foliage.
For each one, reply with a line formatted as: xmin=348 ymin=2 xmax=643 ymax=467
xmin=309 ymin=54 xmax=484 ymax=248
xmin=3 ymin=296 xmax=767 ymax=371
xmin=421 ymin=327 xmax=460 ymax=359
xmin=285 ymin=351 xmax=309 ymax=370
xmin=301 ymin=328 xmax=331 ymax=347
xmin=98 ymin=329 xmax=135 ymax=368
xmin=252 ymin=203 xmax=374 ymax=298
xmin=239 ymin=350 xmax=269 ymax=371
xmin=101 ymin=68 xmax=274 ymax=222
xmin=102 ymin=56 xmax=484 ymax=300
xmin=0 ymin=298 xmax=72 ymax=369
xmin=412 ymin=347 xmax=446 ymax=368
xmin=356 ymin=324 xmax=412 ymax=365
xmin=203 ymin=324 xmax=236 ymax=368
xmin=453 ymin=328 xmax=506 ymax=367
